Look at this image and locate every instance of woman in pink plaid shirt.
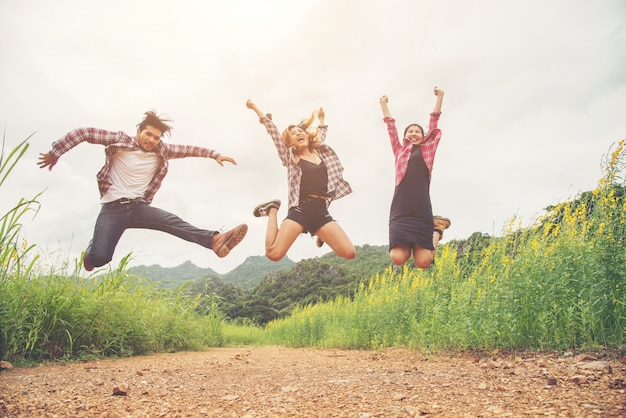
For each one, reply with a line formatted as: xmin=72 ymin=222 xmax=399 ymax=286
xmin=246 ymin=99 xmax=355 ymax=262
xmin=380 ymin=87 xmax=451 ymax=269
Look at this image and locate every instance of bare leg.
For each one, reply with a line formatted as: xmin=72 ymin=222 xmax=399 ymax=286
xmin=412 ymin=245 xmax=434 ymax=269
xmin=264 ymin=208 xmax=304 ymax=261
xmin=412 ymin=231 xmax=443 ymax=269
xmin=432 ymin=230 xmax=442 ymax=250
xmin=315 ymin=221 xmax=356 ymax=260
xmin=264 ymin=207 xmax=280 ymax=250
xmin=390 ymin=244 xmax=412 ymax=266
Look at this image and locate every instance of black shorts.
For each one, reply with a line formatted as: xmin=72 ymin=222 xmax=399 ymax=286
xmin=286 ymin=196 xmax=334 ymax=235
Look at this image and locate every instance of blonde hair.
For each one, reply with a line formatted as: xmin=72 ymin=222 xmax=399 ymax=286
xmin=281 ymin=110 xmax=321 ymax=153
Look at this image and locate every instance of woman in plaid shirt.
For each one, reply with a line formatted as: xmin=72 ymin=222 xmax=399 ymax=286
xmin=246 ymin=99 xmax=355 ymax=262
xmin=38 ymin=111 xmax=248 ymax=271
xmin=380 ymin=87 xmax=451 ymax=269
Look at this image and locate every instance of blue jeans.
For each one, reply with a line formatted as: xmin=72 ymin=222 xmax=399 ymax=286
xmin=86 ymin=199 xmax=217 ymax=267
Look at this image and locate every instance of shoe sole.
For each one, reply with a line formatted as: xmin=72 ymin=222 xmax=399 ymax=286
xmin=83 ymin=241 xmax=94 ymax=271
xmin=215 ymin=224 xmax=248 ymax=258
xmin=83 ymin=252 xmax=94 ymax=271
xmin=253 ymin=200 xmax=280 ymax=217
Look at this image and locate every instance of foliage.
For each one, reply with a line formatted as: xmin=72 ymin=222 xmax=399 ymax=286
xmin=153 ymin=245 xmax=391 ymax=326
xmin=237 ymin=244 xmax=391 ymax=325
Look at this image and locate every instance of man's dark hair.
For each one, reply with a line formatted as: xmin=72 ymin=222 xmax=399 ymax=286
xmin=137 ymin=110 xmax=174 ymax=137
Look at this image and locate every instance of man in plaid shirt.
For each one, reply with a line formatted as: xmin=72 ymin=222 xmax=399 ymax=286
xmin=38 ymin=110 xmax=247 ymax=271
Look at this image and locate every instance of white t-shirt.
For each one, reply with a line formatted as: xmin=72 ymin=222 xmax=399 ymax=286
xmin=101 ymin=150 xmax=160 ymax=203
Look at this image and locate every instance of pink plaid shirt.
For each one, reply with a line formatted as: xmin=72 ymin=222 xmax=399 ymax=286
xmin=260 ymin=117 xmax=352 ymax=209
xmin=384 ymin=112 xmax=442 ymax=186
xmin=49 ymin=127 xmax=220 ymax=204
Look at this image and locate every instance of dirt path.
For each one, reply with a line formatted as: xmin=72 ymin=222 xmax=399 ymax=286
xmin=1 ymin=346 xmax=624 ymax=417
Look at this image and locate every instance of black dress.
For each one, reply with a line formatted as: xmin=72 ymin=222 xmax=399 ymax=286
xmin=389 ymin=145 xmax=434 ymax=251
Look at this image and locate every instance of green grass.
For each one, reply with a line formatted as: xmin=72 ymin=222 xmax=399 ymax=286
xmin=1 ymin=256 xmax=226 ymax=360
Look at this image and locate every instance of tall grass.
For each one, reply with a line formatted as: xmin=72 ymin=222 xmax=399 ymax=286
xmin=266 ymin=139 xmax=626 ymax=351
xmin=0 ymin=138 xmax=224 ymax=361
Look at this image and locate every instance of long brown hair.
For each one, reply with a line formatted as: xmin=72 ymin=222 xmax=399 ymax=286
xmin=281 ymin=110 xmax=320 ymax=153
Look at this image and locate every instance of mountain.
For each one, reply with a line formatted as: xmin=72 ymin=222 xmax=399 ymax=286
xmin=221 ymin=255 xmax=295 ymax=288
xmin=129 ymin=260 xmax=219 ymax=287
xmin=129 ymin=255 xmax=294 ymax=289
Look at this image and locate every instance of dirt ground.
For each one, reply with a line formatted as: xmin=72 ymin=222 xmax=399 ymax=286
xmin=1 ymin=346 xmax=625 ymax=417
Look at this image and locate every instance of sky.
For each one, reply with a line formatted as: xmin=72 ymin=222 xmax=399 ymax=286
xmin=1 ymin=0 xmax=625 ymax=275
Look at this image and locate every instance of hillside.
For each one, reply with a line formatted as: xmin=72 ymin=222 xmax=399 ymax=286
xmin=240 ymin=244 xmax=392 ymax=324
xmin=129 ymin=260 xmax=219 ymax=287
xmin=221 ymin=255 xmax=295 ymax=288
xmin=129 ymin=245 xmax=393 ymax=325
xmin=129 ymin=255 xmax=294 ymax=289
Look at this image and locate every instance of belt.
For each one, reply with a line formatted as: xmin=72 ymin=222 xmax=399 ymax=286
xmin=306 ymin=194 xmax=328 ymax=200
xmin=108 ymin=197 xmax=146 ymax=205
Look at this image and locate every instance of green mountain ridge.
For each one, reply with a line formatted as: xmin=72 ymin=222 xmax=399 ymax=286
xmin=129 ymin=255 xmax=295 ymax=289
xmin=129 ymin=245 xmax=395 ymax=325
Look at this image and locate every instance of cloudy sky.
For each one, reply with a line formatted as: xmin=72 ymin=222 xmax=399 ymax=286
xmin=1 ymin=0 xmax=625 ymax=274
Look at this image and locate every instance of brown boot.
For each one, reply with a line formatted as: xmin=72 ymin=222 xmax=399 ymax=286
xmin=433 ymin=216 xmax=451 ymax=239
xmin=212 ymin=224 xmax=248 ymax=258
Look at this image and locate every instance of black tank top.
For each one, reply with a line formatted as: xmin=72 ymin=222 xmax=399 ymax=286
xmin=298 ymin=159 xmax=328 ymax=196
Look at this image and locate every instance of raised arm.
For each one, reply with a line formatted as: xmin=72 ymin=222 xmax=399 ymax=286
xmin=379 ymin=96 xmax=392 ymax=119
xmin=317 ymin=107 xmax=325 ymax=126
xmin=246 ymin=99 xmax=266 ymax=120
xmin=316 ymin=107 xmax=328 ymax=143
xmin=433 ymin=86 xmax=444 ymax=113
xmin=246 ymin=99 xmax=291 ymax=166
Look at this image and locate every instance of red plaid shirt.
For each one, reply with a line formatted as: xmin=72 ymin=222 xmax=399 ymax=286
xmin=49 ymin=127 xmax=220 ymax=204
xmin=384 ymin=112 xmax=442 ymax=186
xmin=260 ymin=117 xmax=352 ymax=209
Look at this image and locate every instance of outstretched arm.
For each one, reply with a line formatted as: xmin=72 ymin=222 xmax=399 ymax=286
xmin=433 ymin=86 xmax=444 ymax=113
xmin=380 ymin=96 xmax=392 ymax=119
xmin=38 ymin=127 xmax=124 ymax=171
